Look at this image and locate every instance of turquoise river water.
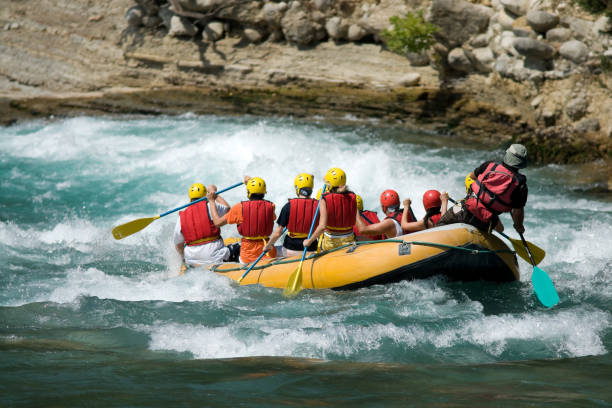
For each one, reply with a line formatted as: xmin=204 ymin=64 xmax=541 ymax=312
xmin=0 ymin=115 xmax=610 ymax=407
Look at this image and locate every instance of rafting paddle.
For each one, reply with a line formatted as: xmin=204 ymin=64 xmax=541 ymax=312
xmin=112 ymin=182 xmax=243 ymax=240
xmin=284 ymin=185 xmax=326 ymax=297
xmin=447 ymin=197 xmax=545 ymax=265
xmin=237 ymin=227 xmax=287 ymax=284
xmin=497 ymin=230 xmax=545 ymax=265
xmin=519 ymin=232 xmax=559 ymax=308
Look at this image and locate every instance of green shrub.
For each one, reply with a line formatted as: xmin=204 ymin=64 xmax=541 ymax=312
xmin=381 ymin=11 xmax=439 ymax=55
xmin=571 ymin=0 xmax=612 ymax=17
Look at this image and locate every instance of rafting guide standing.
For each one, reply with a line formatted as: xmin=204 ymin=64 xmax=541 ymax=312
xmin=437 ymin=144 xmax=529 ymax=234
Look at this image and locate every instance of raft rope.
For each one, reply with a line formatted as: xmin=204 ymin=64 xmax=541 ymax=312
xmin=210 ymin=238 xmax=515 ymax=273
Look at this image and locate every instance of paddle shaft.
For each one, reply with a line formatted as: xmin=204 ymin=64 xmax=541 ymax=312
xmin=518 ymin=232 xmax=536 ymax=266
xmin=285 ymin=185 xmax=326 ymax=295
xmin=159 ymin=182 xmax=243 ymax=218
xmin=238 ymin=227 xmax=287 ymax=283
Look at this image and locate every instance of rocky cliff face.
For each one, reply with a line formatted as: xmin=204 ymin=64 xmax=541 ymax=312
xmin=1 ymin=0 xmax=610 ymax=179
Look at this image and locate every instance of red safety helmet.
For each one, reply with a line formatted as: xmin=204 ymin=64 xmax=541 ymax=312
xmin=423 ymin=189 xmax=442 ymax=210
xmin=380 ymin=189 xmax=400 ymax=213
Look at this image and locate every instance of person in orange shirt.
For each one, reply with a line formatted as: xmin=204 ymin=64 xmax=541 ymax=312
xmin=208 ymin=176 xmax=277 ymax=264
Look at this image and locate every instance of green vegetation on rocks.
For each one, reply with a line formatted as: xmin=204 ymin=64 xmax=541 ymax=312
xmin=381 ymin=11 xmax=439 ymax=55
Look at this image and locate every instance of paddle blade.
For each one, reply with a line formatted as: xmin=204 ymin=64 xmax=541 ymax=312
xmin=511 ymin=237 xmax=546 ymax=265
xmin=112 ymin=216 xmax=159 ymax=240
xmin=284 ymin=265 xmax=304 ymax=297
xmin=532 ymin=266 xmax=559 ymax=308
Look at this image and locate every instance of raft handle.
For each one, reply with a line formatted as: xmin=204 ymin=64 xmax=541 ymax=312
xmin=398 ymin=242 xmax=412 ymax=256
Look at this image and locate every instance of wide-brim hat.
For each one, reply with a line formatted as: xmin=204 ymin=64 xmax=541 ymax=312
xmin=503 ymin=144 xmax=528 ymax=168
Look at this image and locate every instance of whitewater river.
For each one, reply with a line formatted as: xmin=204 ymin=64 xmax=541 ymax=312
xmin=1 ymin=115 xmax=610 ymax=406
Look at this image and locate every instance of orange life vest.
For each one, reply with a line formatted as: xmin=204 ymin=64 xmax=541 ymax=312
xmin=237 ymin=200 xmax=275 ymax=240
xmin=465 ymin=162 xmax=520 ymax=223
xmin=179 ymin=201 xmax=221 ymax=246
xmin=323 ymin=192 xmax=357 ymax=234
xmin=287 ymin=198 xmax=319 ymax=238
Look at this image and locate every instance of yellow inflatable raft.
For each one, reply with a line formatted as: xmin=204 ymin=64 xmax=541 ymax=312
xmin=207 ymin=223 xmax=519 ymax=290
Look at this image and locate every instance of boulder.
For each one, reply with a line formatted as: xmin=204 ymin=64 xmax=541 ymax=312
xmin=470 ymin=33 xmax=490 ymax=48
xmin=546 ymin=27 xmax=571 ymax=43
xmin=560 ymin=16 xmax=593 ymax=41
xmin=359 ymin=0 xmax=408 ymax=35
xmin=168 ymin=15 xmax=197 ymax=37
xmin=513 ymin=37 xmax=555 ymax=59
xmin=263 ymin=2 xmax=287 ymax=27
xmin=325 ymin=17 xmax=348 ymax=40
xmin=473 ymin=47 xmax=495 ymax=66
xmin=526 ymin=10 xmax=559 ymax=34
xmin=448 ymin=47 xmax=474 ymax=73
xmin=347 ymin=24 xmax=367 ymax=41
xmin=497 ymin=9 xmax=516 ymax=30
xmin=593 ymin=16 xmax=612 ymax=34
xmin=559 ymin=40 xmax=588 ymax=63
xmin=126 ymin=6 xmax=145 ymax=27
xmin=398 ymin=72 xmax=421 ymax=86
xmin=500 ymin=0 xmax=528 ymax=16
xmin=243 ymin=28 xmax=263 ymax=43
xmin=406 ymin=51 xmax=430 ymax=66
xmin=203 ymin=21 xmax=224 ymax=42
xmin=512 ymin=16 xmax=535 ymax=37
xmin=575 ymin=118 xmax=600 ymax=133
xmin=175 ymin=0 xmax=224 ymax=13
xmin=430 ymin=0 xmax=494 ymax=49
xmin=565 ymin=96 xmax=588 ymax=121
xmin=281 ymin=7 xmax=317 ymax=45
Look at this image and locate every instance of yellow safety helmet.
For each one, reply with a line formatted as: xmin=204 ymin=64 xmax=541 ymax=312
xmin=355 ymin=194 xmax=364 ymax=211
xmin=188 ymin=183 xmax=206 ymax=200
xmin=294 ymin=173 xmax=314 ymax=196
xmin=465 ymin=174 xmax=475 ymax=194
xmin=246 ymin=176 xmax=266 ymax=198
xmin=324 ymin=167 xmax=346 ymax=188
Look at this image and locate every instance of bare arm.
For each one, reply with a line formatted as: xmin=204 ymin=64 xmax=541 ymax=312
xmin=206 ymin=191 xmax=228 ymax=227
xmin=401 ymin=198 xmax=413 ymax=231
xmin=357 ymin=217 xmax=398 ymax=237
xmin=511 ymin=207 xmax=525 ymax=234
xmin=440 ymin=192 xmax=449 ymax=216
xmin=263 ymin=224 xmax=284 ymax=253
xmin=303 ymin=199 xmax=327 ymax=248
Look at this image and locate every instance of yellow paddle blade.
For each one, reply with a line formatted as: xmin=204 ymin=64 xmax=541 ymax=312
xmin=510 ymin=237 xmax=546 ymax=265
xmin=284 ymin=263 xmax=304 ymax=297
xmin=112 ymin=215 xmax=160 ymax=240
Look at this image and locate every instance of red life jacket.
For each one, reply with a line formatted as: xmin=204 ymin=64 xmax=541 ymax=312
xmin=466 ymin=162 xmax=519 ymax=222
xmin=353 ymin=210 xmax=383 ymax=240
xmin=287 ymin=198 xmax=319 ymax=238
xmin=323 ymin=192 xmax=357 ymax=233
xmin=179 ymin=201 xmax=221 ymax=246
xmin=237 ymin=200 xmax=275 ymax=239
xmin=425 ymin=212 xmax=442 ymax=228
xmin=382 ymin=209 xmax=416 ymax=238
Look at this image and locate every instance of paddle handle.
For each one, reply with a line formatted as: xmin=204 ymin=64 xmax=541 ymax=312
xmin=159 ymin=182 xmax=243 ymax=218
xmin=518 ymin=232 xmax=536 ymax=266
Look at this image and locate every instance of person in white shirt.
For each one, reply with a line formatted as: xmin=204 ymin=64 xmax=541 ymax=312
xmin=173 ymin=183 xmax=231 ymax=266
